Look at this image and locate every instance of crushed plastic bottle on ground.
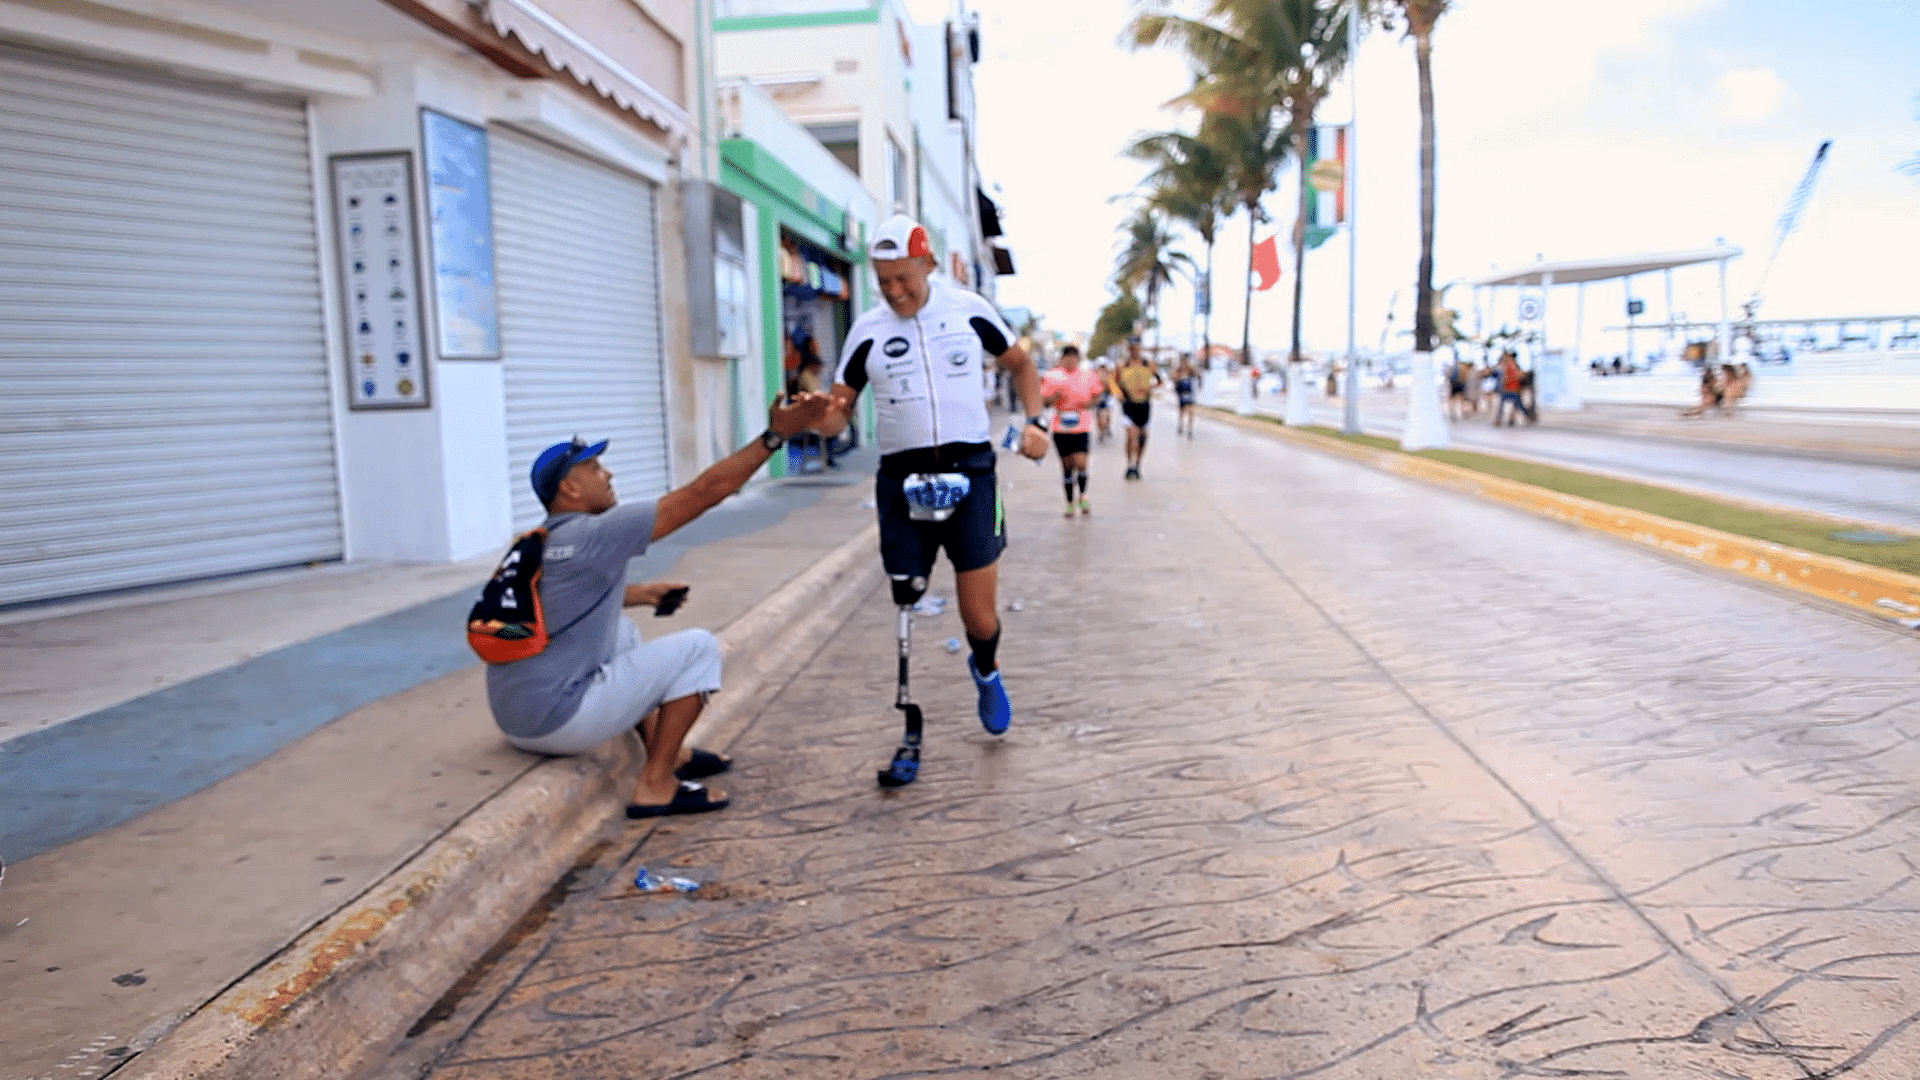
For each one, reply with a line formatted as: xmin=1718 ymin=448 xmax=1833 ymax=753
xmin=912 ymin=596 xmax=947 ymax=616
xmin=634 ymin=867 xmax=700 ymax=893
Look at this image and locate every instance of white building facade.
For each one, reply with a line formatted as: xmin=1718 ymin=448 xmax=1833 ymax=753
xmin=0 ymin=0 xmax=722 ymax=606
xmin=712 ymin=0 xmax=1012 ymax=301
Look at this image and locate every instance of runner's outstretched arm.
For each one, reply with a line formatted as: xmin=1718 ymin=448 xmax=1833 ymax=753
xmin=652 ymin=393 xmax=834 ymax=541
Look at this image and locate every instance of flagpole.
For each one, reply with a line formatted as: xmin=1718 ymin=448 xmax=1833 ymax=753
xmin=1341 ymin=0 xmax=1361 ymax=434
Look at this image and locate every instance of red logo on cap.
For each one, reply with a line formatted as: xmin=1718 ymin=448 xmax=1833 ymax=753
xmin=908 ymin=226 xmax=930 ymax=259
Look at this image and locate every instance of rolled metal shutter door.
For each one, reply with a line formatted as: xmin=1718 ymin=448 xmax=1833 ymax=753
xmin=490 ymin=126 xmax=669 ymax=529
xmin=0 ymin=45 xmax=340 ymax=606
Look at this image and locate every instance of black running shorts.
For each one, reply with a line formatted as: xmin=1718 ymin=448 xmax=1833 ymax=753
xmin=1122 ymin=401 xmax=1152 ymax=429
xmin=1052 ymin=432 xmax=1089 ymax=457
xmin=874 ymin=446 xmax=1004 ymax=577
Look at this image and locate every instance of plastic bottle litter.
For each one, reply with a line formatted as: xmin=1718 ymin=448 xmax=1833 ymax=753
xmin=912 ymin=596 xmax=947 ymax=616
xmin=943 ymin=637 xmax=963 ymax=653
xmin=1000 ymin=424 xmax=1019 ymax=450
xmin=633 ymin=867 xmax=699 ymax=893
xmin=1006 ymin=599 xmax=1025 ymax=613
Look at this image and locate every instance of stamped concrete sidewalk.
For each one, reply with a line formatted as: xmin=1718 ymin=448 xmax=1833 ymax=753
xmin=0 ymin=463 xmax=878 ymax=1080
xmin=408 ymin=417 xmax=1920 ymax=1079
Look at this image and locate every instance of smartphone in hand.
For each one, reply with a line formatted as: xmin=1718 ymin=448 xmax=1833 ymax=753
xmin=653 ymin=586 xmax=690 ymax=617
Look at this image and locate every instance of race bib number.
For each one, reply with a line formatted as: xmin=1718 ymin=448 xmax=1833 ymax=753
xmin=1057 ymin=411 xmax=1081 ymax=429
xmin=901 ymin=472 xmax=972 ymax=521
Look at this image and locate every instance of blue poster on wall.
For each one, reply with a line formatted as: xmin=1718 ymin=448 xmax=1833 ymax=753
xmin=420 ymin=109 xmax=501 ymax=359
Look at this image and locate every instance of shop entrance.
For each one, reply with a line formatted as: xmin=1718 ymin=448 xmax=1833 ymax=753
xmin=778 ymin=231 xmax=854 ymax=473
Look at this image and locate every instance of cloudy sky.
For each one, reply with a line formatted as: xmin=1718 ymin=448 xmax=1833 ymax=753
xmin=903 ymin=0 xmax=1919 ymax=358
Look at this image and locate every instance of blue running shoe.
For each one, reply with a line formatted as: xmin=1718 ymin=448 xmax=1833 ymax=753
xmin=968 ymin=657 xmax=1011 ymax=735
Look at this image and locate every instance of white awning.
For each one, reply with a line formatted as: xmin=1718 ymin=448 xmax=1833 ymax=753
xmin=481 ymin=0 xmax=691 ymax=141
xmin=1470 ymin=245 xmax=1742 ymax=287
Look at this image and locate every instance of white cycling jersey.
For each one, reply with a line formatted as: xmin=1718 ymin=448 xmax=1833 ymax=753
xmin=833 ymin=282 xmax=1014 ymax=457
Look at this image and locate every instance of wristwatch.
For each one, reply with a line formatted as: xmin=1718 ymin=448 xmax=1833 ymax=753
xmin=1026 ymin=415 xmax=1049 ymax=432
xmin=759 ymin=429 xmax=786 ymax=452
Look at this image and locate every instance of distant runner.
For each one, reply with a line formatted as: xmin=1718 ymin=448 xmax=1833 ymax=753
xmin=1093 ymin=360 xmax=1115 ymax=443
xmin=816 ymin=215 xmax=1049 ymax=787
xmin=1041 ymin=344 xmax=1104 ymax=516
xmin=1172 ymin=355 xmax=1199 ymax=438
xmin=1111 ymin=341 xmax=1163 ymax=480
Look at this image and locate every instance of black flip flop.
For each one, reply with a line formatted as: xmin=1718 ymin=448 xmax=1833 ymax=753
xmin=626 ymin=780 xmax=730 ymax=819
xmin=675 ymin=748 xmax=732 ymax=781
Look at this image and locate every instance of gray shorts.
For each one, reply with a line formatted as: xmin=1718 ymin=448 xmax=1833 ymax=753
xmin=506 ymin=618 xmax=723 ymax=756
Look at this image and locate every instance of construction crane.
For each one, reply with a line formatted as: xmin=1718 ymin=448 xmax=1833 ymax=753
xmin=1742 ymin=140 xmax=1831 ymax=322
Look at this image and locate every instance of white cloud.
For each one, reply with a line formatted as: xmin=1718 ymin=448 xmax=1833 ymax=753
xmin=1715 ymin=68 xmax=1786 ymax=125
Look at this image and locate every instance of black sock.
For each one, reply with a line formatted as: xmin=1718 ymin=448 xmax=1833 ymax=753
xmin=1076 ymin=470 xmax=1087 ymax=495
xmin=968 ymin=626 xmax=1001 ymax=674
xmin=1062 ymin=473 xmax=1076 ymax=504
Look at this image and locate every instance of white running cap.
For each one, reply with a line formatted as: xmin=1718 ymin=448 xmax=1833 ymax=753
xmin=868 ymin=214 xmax=932 ymax=262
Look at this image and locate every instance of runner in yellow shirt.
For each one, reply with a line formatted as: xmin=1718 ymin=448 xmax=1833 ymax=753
xmin=1109 ymin=340 xmax=1163 ymax=480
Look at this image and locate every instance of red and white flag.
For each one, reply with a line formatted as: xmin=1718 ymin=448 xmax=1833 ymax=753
xmin=1251 ymin=235 xmax=1282 ymax=291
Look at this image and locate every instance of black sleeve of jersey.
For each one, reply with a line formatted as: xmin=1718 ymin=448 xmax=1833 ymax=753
xmin=969 ymin=316 xmax=1010 ymax=357
xmin=842 ymin=339 xmax=874 ymax=391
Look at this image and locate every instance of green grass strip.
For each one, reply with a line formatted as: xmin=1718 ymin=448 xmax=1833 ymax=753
xmin=1256 ymin=417 xmax=1920 ymax=577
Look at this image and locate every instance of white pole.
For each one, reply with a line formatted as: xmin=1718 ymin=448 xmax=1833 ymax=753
xmin=1664 ymin=267 xmax=1675 ymax=359
xmin=1341 ymin=0 xmax=1361 ymax=434
xmin=1575 ymin=281 xmax=1585 ymax=371
xmin=1728 ymin=255 xmax=1743 ymax=361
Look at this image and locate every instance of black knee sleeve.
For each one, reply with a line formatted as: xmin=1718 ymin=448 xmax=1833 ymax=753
xmin=1076 ymin=470 xmax=1088 ymax=494
xmin=889 ymin=574 xmax=928 ymax=607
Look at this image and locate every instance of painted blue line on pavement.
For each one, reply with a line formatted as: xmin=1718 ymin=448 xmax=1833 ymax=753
xmin=0 ymin=450 xmax=875 ymax=863
xmin=0 ymin=592 xmax=477 ymax=861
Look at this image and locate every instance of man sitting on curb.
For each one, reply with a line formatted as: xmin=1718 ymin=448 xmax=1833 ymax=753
xmin=485 ymin=393 xmax=837 ymax=819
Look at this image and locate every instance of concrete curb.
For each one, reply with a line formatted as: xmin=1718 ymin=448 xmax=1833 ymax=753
xmin=1209 ymin=410 xmax=1920 ymax=631
xmin=116 ymin=522 xmax=882 ymax=1080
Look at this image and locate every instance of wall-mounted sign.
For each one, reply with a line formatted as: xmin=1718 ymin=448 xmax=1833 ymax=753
xmin=420 ymin=109 xmax=501 ymax=359
xmin=330 ymin=151 xmax=429 ymax=410
xmin=1518 ymin=295 xmax=1543 ymax=322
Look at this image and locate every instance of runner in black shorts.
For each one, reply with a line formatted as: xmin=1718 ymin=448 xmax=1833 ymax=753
xmin=816 ymin=215 xmax=1049 ymax=787
xmin=1173 ymin=355 xmax=1199 ymax=437
xmin=1111 ymin=340 xmax=1163 ymax=480
xmin=1041 ymin=345 xmax=1103 ymax=516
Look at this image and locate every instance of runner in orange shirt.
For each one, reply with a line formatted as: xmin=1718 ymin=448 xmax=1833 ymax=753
xmin=1040 ymin=345 xmax=1105 ymax=517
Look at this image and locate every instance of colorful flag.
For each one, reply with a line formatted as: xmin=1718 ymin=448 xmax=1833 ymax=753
xmin=1304 ymin=125 xmax=1348 ymax=251
xmin=1251 ymin=235 xmax=1281 ymax=291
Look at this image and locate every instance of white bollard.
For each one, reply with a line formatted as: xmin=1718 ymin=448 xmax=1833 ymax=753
xmin=1400 ymin=351 xmax=1452 ymax=450
xmin=1283 ymin=361 xmax=1313 ymax=426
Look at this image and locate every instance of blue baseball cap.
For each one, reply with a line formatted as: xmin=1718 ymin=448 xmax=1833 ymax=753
xmin=531 ymin=437 xmax=607 ymax=506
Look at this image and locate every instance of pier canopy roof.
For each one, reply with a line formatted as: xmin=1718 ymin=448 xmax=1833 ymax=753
xmin=1469 ymin=244 xmax=1742 ymax=287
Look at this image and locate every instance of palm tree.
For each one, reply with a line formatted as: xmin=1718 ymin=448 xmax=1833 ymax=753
xmin=1128 ymin=6 xmax=1296 ymax=372
xmin=1114 ymin=206 xmax=1193 ymax=362
xmin=1090 ymin=291 xmax=1145 ymax=362
xmin=1127 ymin=125 xmax=1232 ymax=367
xmin=1380 ymin=0 xmax=1450 ymax=359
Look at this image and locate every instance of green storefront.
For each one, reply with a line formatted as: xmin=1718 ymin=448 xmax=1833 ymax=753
xmin=719 ymin=138 xmax=875 ymax=477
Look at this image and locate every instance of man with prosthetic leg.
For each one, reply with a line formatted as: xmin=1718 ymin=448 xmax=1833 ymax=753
xmin=817 ymin=215 xmax=1049 ymax=786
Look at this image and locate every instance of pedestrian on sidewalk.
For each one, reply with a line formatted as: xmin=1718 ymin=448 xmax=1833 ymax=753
xmin=484 ymin=394 xmax=835 ymax=819
xmin=815 ymin=214 xmax=1049 ymax=784
xmin=1721 ymin=363 xmax=1751 ymax=416
xmin=1493 ymin=352 xmax=1535 ymax=427
xmin=1042 ymin=344 xmax=1103 ymax=516
xmin=1680 ymin=364 xmax=1724 ymax=418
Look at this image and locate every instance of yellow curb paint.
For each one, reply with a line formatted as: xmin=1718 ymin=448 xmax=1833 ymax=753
xmin=1215 ymin=412 xmax=1920 ymax=625
xmin=230 ymin=869 xmax=441 ymax=1027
